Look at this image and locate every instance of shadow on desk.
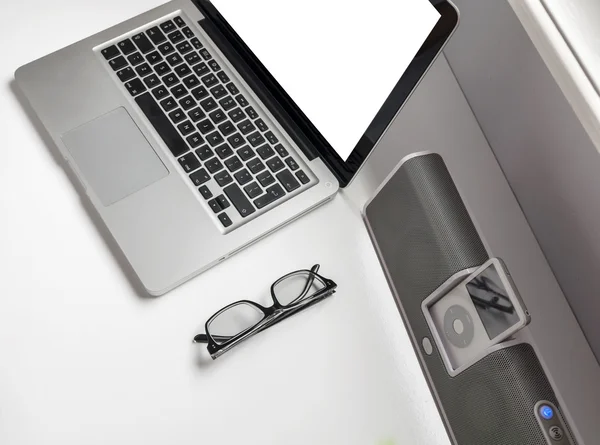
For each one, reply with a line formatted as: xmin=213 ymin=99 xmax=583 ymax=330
xmin=10 ymin=80 xmax=153 ymax=300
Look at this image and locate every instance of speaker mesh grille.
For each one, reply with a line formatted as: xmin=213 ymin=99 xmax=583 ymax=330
xmin=366 ymin=153 xmax=564 ymax=445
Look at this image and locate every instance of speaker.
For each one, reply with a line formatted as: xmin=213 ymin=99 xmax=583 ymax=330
xmin=363 ymin=152 xmax=575 ymax=445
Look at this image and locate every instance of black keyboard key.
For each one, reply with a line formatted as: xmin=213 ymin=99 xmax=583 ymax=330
xmin=265 ymin=131 xmax=279 ymax=145
xmin=217 ymin=71 xmax=230 ymax=84
xmin=225 ymin=156 xmax=242 ymax=172
xmin=246 ymin=106 xmax=259 ymax=120
xmin=200 ymin=48 xmax=212 ymax=60
xmin=135 ymin=63 xmax=152 ymax=77
xmin=192 ymin=86 xmax=209 ymax=100
xmin=158 ymin=42 xmax=175 ymax=55
xmin=101 ymin=45 xmax=120 ymax=60
xmin=147 ymin=26 xmax=167 ymax=45
xmin=255 ymin=119 xmax=268 ymax=132
xmin=276 ymin=169 xmax=301 ymax=192
xmin=182 ymin=26 xmax=195 ymax=39
xmin=168 ymin=30 xmax=184 ymax=44
xmin=146 ymin=51 xmax=163 ymax=65
xmin=185 ymin=51 xmax=201 ymax=66
xmin=218 ymin=212 xmax=233 ymax=228
xmin=178 ymin=153 xmax=201 ymax=173
xmin=124 ymin=78 xmax=146 ymax=96
xmin=247 ymin=131 xmax=265 ymax=147
xmin=154 ymin=61 xmax=171 ymax=76
xmin=206 ymin=131 xmax=225 ymax=147
xmin=200 ymin=97 xmax=218 ymax=112
xmin=197 ymin=119 xmax=215 ymax=134
xmin=136 ymin=93 xmax=188 ymax=157
xmin=160 ymin=20 xmax=176 ymax=34
xmin=205 ymin=157 xmax=224 ymax=174
xmin=267 ymin=157 xmax=285 ymax=173
xmin=186 ymin=133 xmax=204 ymax=148
xmin=116 ymin=67 xmax=135 ymax=82
xmin=226 ymin=83 xmax=239 ymax=95
xmin=201 ymin=74 xmax=218 ymax=88
xmin=219 ymin=96 xmax=236 ymax=111
xmin=218 ymin=121 xmax=236 ymax=136
xmin=210 ymin=85 xmax=227 ymax=99
xmin=166 ymin=53 xmax=183 ymax=67
xmin=285 ymin=157 xmax=299 ymax=171
xmin=127 ymin=52 xmax=144 ymax=66
xmin=208 ymin=60 xmax=221 ymax=72
xmin=227 ymin=133 xmax=245 ymax=149
xmin=195 ymin=145 xmax=214 ymax=161
xmin=257 ymin=171 xmax=275 ymax=187
xmin=190 ymin=168 xmax=210 ymax=186
xmin=160 ymin=97 xmax=177 ymax=112
xmin=235 ymin=94 xmax=249 ymax=108
xmin=228 ymin=108 xmax=246 ymax=123
xmin=190 ymin=37 xmax=203 ymax=50
xmin=295 ymin=170 xmax=310 ymax=185
xmin=171 ymin=84 xmax=187 ymax=99
xmin=237 ymin=146 xmax=255 ymax=161
xmin=215 ymin=143 xmax=234 ymax=159
xmin=174 ymin=16 xmax=186 ymax=28
xmin=208 ymin=198 xmax=222 ymax=213
xmin=177 ymin=120 xmax=195 ymax=136
xmin=256 ymin=144 xmax=275 ymax=160
xmin=117 ymin=39 xmax=136 ymax=55
xmin=224 ymin=184 xmax=256 ymax=217
xmin=244 ymin=182 xmax=262 ymax=199
xmin=188 ymin=107 xmax=205 ymax=122
xmin=176 ymin=41 xmax=193 ymax=55
xmin=209 ymin=109 xmax=226 ymax=124
xmin=234 ymin=168 xmax=252 ymax=185
xmin=237 ymin=119 xmax=255 ymax=135
xmin=143 ymin=74 xmax=160 ymax=88
xmin=109 ymin=56 xmax=127 ymax=71
xmin=247 ymin=158 xmax=266 ymax=174
xmin=183 ymin=75 xmax=200 ymax=89
xmin=146 ymin=26 xmax=167 ymax=45
xmin=274 ymin=144 xmax=289 ymax=158
xmin=169 ymin=108 xmax=185 ymax=124
xmin=132 ymin=33 xmax=154 ymax=54
xmin=215 ymin=170 xmax=233 ymax=187
xmin=254 ymin=184 xmax=285 ymax=209
xmin=152 ymin=85 xmax=169 ymax=100
xmin=179 ymin=96 xmax=196 ymax=111
xmin=163 ymin=73 xmax=179 ymax=87
xmin=175 ymin=64 xmax=192 ymax=78
xmin=193 ymin=62 xmax=210 ymax=77
xmin=216 ymin=195 xmax=230 ymax=209
xmin=199 ymin=185 xmax=212 ymax=199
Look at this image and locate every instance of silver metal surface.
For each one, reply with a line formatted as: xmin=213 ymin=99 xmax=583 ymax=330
xmin=15 ymin=0 xmax=339 ymax=295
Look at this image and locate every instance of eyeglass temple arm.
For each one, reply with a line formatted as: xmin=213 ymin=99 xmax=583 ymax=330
xmin=194 ymin=264 xmax=322 ymax=344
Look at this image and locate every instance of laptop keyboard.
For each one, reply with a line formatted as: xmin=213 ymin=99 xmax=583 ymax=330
xmin=100 ymin=15 xmax=313 ymax=229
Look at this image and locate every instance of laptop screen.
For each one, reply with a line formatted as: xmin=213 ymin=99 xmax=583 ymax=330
xmin=209 ymin=0 xmax=440 ymax=161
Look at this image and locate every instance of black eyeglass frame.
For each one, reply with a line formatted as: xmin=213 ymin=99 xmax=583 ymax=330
xmin=194 ymin=265 xmax=337 ymax=359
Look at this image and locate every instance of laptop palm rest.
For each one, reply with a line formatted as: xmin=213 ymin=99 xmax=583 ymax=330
xmin=62 ymin=107 xmax=168 ymax=206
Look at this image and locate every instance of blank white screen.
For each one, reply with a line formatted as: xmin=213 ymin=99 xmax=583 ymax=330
xmin=211 ymin=0 xmax=440 ymax=161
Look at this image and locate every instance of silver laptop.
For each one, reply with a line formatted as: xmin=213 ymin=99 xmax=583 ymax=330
xmin=15 ymin=0 xmax=458 ymax=295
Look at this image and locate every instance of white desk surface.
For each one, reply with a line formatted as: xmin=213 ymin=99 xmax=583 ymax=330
xmin=508 ymin=0 xmax=600 ymax=153
xmin=0 ymin=1 xmax=455 ymax=444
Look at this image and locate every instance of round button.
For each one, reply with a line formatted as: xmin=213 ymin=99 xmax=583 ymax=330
xmin=548 ymin=425 xmax=564 ymax=441
xmin=539 ymin=405 xmax=554 ymax=420
xmin=443 ymin=305 xmax=475 ymax=348
xmin=422 ymin=337 xmax=433 ymax=355
xmin=453 ymin=319 xmax=464 ymax=334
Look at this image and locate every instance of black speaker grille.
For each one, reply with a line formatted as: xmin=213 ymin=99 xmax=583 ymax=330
xmin=366 ymin=154 xmax=565 ymax=445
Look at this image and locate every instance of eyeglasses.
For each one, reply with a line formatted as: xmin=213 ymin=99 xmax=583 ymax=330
xmin=193 ymin=264 xmax=337 ymax=359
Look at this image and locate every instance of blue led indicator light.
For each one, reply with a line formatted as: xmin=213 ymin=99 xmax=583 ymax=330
xmin=540 ymin=405 xmax=554 ymax=420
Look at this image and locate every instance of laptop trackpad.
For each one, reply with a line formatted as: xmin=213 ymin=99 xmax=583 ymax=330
xmin=62 ymin=107 xmax=168 ymax=206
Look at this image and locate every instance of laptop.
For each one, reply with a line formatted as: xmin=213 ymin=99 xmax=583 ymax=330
xmin=15 ymin=0 xmax=458 ymax=295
